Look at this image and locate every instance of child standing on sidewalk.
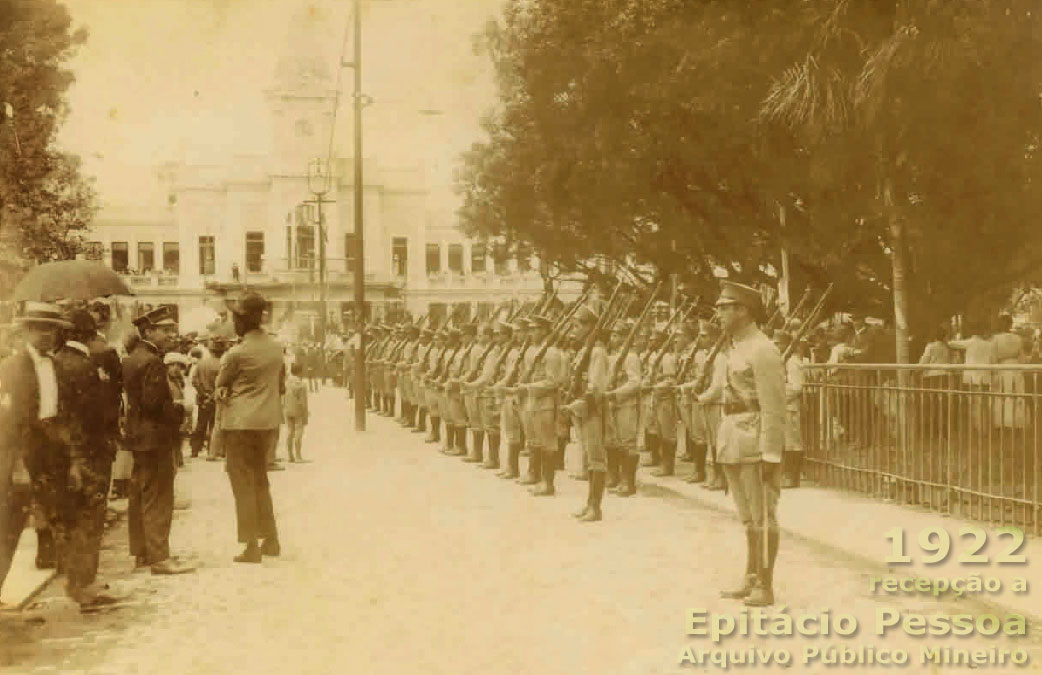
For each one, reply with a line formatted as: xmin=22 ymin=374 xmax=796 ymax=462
xmin=284 ymin=361 xmax=310 ymax=462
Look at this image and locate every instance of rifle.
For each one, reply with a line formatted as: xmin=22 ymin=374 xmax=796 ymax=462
xmin=779 ymin=288 xmax=811 ymax=329
xmin=608 ymin=282 xmax=662 ymax=389
xmin=519 ymin=286 xmax=593 ymax=383
xmin=646 ymin=298 xmax=698 ymax=382
xmin=783 ymin=283 xmax=833 ymax=362
xmin=692 ymin=331 xmax=727 ymax=394
xmin=566 ymin=282 xmax=625 ymax=402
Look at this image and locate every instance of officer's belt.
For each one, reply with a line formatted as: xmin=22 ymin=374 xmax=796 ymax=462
xmin=723 ymin=400 xmax=759 ymax=415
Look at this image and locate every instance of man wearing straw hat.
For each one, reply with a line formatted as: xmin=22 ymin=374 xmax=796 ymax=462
xmin=713 ymin=281 xmax=786 ymax=607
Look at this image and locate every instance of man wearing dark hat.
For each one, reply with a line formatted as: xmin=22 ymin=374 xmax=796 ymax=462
xmin=53 ymin=308 xmax=120 ymax=606
xmin=216 ymin=292 xmax=284 ymax=563
xmin=123 ymin=306 xmax=194 ymax=575
xmin=519 ymin=315 xmax=566 ymax=496
xmin=713 ymin=281 xmax=785 ymax=607
xmin=0 ymin=302 xmax=68 ymax=601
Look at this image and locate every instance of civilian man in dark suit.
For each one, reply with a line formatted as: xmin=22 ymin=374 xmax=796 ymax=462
xmin=216 ymin=292 xmax=284 ymax=563
xmin=123 ymin=306 xmax=194 ymax=575
xmin=0 ymin=302 xmax=68 ymax=603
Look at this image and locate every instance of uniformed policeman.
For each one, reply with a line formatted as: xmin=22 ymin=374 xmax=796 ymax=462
xmin=565 ymin=305 xmax=609 ymax=521
xmin=123 ymin=306 xmax=195 ymax=575
xmin=714 ymin=281 xmax=786 ymax=607
xmin=519 ymin=315 xmax=566 ymax=496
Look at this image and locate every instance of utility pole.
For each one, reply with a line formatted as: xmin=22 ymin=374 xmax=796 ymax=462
xmin=307 ymin=159 xmax=332 ymax=344
xmin=347 ymin=0 xmax=367 ymax=432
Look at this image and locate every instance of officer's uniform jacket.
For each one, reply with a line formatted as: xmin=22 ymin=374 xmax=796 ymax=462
xmin=716 ymin=324 xmax=785 ymax=464
xmin=123 ymin=340 xmax=181 ymax=453
xmin=523 ymin=342 xmax=566 ymax=414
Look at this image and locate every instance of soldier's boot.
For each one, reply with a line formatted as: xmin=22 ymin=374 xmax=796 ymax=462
xmin=35 ymin=528 xmax=56 ymax=570
xmin=782 ymin=452 xmax=803 ymax=489
xmin=679 ymin=435 xmax=695 ymax=462
xmin=580 ymin=471 xmax=605 ymax=522
xmin=556 ymin=437 xmax=567 ymax=470
xmin=684 ymin=443 xmax=706 ymax=483
xmin=614 ymin=454 xmax=637 ymax=497
xmin=531 ymin=450 xmax=556 ymax=496
xmin=652 ymin=439 xmax=677 ymax=477
xmin=425 ymin=417 xmax=440 ymax=443
xmin=498 ymin=442 xmax=521 ymax=479
xmin=441 ymin=425 xmax=456 ymax=454
xmin=642 ymin=433 xmax=661 ymax=467
xmin=414 ymin=407 xmax=427 ymax=433
xmin=745 ymin=530 xmax=779 ymax=607
xmin=388 ymin=395 xmax=397 ymax=417
xmin=605 ymin=448 xmax=620 ymax=489
xmin=454 ymin=426 xmax=469 ymax=456
xmin=464 ymin=430 xmax=484 ymax=463
xmin=482 ymin=433 xmax=501 ymax=469
xmin=721 ymin=528 xmax=760 ymax=599
xmin=704 ymin=463 xmax=726 ymax=491
xmin=518 ymin=448 xmax=542 ymax=485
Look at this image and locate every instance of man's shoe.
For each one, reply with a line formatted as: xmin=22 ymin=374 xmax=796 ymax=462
xmin=151 ymin=558 xmax=196 ymax=574
xmin=233 ymin=544 xmax=262 ymax=564
xmin=267 ymin=463 xmax=285 ymax=472
xmin=720 ymin=574 xmax=758 ymax=599
xmin=744 ymin=582 xmax=774 ymax=607
xmin=578 ymin=507 xmax=602 ymax=522
xmin=530 ymin=484 xmax=555 ymax=496
xmin=572 ymin=506 xmax=590 ymax=519
xmin=260 ymin=538 xmax=281 ymax=557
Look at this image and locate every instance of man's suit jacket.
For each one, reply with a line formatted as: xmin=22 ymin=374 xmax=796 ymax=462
xmin=87 ymin=334 xmax=123 ymax=440
xmin=53 ymin=344 xmax=106 ymax=461
xmin=123 ymin=341 xmax=180 ymax=453
xmin=217 ymin=330 xmax=285 ymax=430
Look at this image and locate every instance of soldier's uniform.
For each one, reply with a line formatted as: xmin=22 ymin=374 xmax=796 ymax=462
xmin=554 ymin=341 xmax=574 ymax=469
xmin=123 ymin=307 xmax=190 ymax=573
xmin=493 ymin=322 xmax=525 ymax=479
xmin=693 ymin=320 xmax=727 ymax=490
xmin=638 ymin=333 xmax=662 ymax=469
xmin=444 ymin=327 xmax=475 ymax=457
xmin=606 ymin=322 xmax=642 ymax=496
xmin=566 ymin=306 xmax=609 ymax=521
xmin=410 ymin=331 xmax=433 ymax=433
xmin=774 ymin=332 xmax=805 ymax=489
xmin=520 ymin=316 xmax=566 ymax=496
xmin=397 ymin=328 xmax=419 ymax=427
xmin=672 ymin=322 xmax=700 ymax=476
xmin=423 ymin=333 xmax=445 ymax=444
xmin=461 ymin=325 xmax=492 ymax=464
xmin=649 ymin=330 xmax=680 ymax=477
xmin=470 ymin=324 xmax=506 ymax=470
xmin=436 ymin=331 xmax=463 ymax=454
xmin=714 ymin=282 xmax=786 ymax=607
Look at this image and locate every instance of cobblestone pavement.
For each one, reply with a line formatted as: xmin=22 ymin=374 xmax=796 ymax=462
xmin=2 ymin=386 xmax=1041 ymax=674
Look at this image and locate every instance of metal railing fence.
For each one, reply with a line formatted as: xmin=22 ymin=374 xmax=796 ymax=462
xmin=800 ymin=363 xmax=1042 ymax=535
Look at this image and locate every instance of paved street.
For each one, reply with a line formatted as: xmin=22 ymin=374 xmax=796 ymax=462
xmin=2 ymin=385 xmax=1040 ymax=675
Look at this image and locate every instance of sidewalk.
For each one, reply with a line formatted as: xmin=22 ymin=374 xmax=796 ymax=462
xmin=0 ymin=532 xmax=55 ymax=610
xmin=640 ymin=455 xmax=1042 ymax=620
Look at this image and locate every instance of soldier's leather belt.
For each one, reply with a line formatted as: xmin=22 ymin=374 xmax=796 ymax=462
xmin=723 ymin=401 xmax=759 ymax=415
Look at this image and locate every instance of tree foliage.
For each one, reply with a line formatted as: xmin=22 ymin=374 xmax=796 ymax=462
xmin=457 ymin=0 xmax=1042 ymax=349
xmin=0 ymin=0 xmax=96 ymax=292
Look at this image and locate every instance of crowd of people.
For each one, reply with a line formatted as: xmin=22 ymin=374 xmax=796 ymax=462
xmin=0 ymin=291 xmax=296 ymax=610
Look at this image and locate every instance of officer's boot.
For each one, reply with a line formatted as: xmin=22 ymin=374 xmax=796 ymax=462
xmin=441 ymin=425 xmax=456 ymax=454
xmin=532 ymin=450 xmax=556 ymax=496
xmin=498 ymin=442 xmax=521 ymax=479
xmin=578 ymin=471 xmax=605 ymax=522
xmin=721 ymin=528 xmax=760 ymax=599
xmin=426 ymin=416 xmax=440 ymax=443
xmin=685 ymin=443 xmax=707 ymax=483
xmin=615 ymin=454 xmax=637 ymax=497
xmin=519 ymin=448 xmax=542 ymax=485
xmin=483 ymin=433 xmax=501 ymax=469
xmin=642 ymin=433 xmax=661 ymax=467
xmin=414 ymin=407 xmax=427 ymax=433
xmin=464 ymin=430 xmax=484 ymax=463
xmin=745 ymin=530 xmax=779 ymax=607
xmin=606 ymin=448 xmax=620 ymax=489
xmin=35 ymin=528 xmax=56 ymax=570
xmin=652 ymin=439 xmax=676 ymax=477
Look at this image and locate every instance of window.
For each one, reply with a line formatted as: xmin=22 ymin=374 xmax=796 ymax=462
xmin=83 ymin=241 xmax=103 ymax=261
xmin=162 ymin=242 xmax=179 ymax=274
xmin=426 ymin=243 xmax=441 ymax=274
xmin=111 ymin=242 xmax=128 ymax=272
xmin=199 ymin=236 xmax=215 ymax=275
xmin=391 ymin=237 xmax=408 ymax=277
xmin=345 ymin=233 xmax=358 ymax=273
xmin=428 ymin=302 xmax=447 ymax=326
xmin=296 ymin=226 xmax=315 ymax=269
xmin=448 ymin=244 xmax=463 ymax=274
xmin=470 ymin=243 xmax=486 ymax=274
xmin=245 ymin=232 xmax=264 ymax=273
xmin=137 ymin=242 xmax=155 ymax=272
xmin=493 ymin=243 xmax=508 ymax=275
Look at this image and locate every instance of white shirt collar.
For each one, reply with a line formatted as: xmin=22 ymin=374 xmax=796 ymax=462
xmin=65 ymin=341 xmax=91 ymax=357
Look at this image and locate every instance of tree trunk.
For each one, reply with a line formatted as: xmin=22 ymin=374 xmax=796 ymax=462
xmin=883 ymin=174 xmax=910 ymax=366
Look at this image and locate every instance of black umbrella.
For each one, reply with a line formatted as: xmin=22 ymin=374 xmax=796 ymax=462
xmin=9 ymin=260 xmax=134 ymax=301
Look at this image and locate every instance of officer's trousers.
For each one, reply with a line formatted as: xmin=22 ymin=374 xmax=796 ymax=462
xmin=128 ymin=447 xmax=175 ymax=564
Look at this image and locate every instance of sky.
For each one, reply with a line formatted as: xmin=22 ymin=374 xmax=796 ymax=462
xmin=56 ymin=0 xmax=504 ymax=212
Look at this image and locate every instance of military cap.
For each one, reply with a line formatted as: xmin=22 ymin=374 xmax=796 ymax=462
xmin=133 ymin=305 xmax=177 ymax=329
xmin=528 ymin=315 xmax=552 ymax=330
xmin=62 ymin=308 xmax=97 ymax=334
xmin=460 ymin=322 xmax=478 ymax=336
xmin=612 ymin=320 xmax=633 ymax=335
xmin=574 ymin=305 xmax=599 ymax=324
xmin=14 ymin=301 xmax=73 ymax=328
xmin=715 ymin=280 xmax=763 ymax=314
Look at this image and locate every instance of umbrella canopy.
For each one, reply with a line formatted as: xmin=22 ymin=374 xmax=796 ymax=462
xmin=9 ymin=260 xmax=133 ymax=302
xmin=180 ymin=305 xmax=220 ymax=334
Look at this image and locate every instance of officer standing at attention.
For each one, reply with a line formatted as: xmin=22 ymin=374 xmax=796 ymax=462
xmin=714 ymin=281 xmax=786 ymax=607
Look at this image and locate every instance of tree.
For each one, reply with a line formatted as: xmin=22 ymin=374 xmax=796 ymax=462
xmin=0 ymin=0 xmax=96 ymax=292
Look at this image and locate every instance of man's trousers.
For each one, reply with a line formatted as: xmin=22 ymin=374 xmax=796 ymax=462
xmin=224 ymin=429 xmax=279 ymax=544
xmin=128 ymin=447 xmax=175 ymax=565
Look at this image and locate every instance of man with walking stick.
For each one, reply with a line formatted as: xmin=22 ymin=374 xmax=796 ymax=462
xmin=713 ymin=281 xmax=786 ymax=607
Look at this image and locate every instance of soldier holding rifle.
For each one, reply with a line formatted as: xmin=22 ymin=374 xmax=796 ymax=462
xmin=713 ymin=281 xmax=786 ymax=608
xmin=518 ymin=316 xmax=567 ymax=496
xmin=492 ymin=319 xmax=527 ymax=479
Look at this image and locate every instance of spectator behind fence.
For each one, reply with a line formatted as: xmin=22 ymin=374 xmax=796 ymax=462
xmin=949 ymin=320 xmax=996 ymax=388
xmin=990 ymin=314 xmax=1027 ymax=429
xmin=919 ymin=325 xmax=954 ymax=385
